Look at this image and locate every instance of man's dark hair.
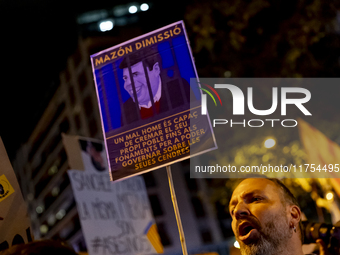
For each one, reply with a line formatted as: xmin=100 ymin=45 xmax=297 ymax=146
xmin=268 ymin=178 xmax=304 ymax=243
xmin=119 ymin=46 xmax=161 ymax=71
xmin=267 ymin=178 xmax=298 ymax=206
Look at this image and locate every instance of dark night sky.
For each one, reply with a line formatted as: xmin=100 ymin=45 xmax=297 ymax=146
xmin=0 ymin=0 xmax=125 ymax=158
xmin=0 ymin=0 xmax=186 ymax=159
xmin=0 ymin=0 xmax=80 ymax=159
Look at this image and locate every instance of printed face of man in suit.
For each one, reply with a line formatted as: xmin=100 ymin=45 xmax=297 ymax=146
xmin=122 ymin=61 xmax=160 ymax=106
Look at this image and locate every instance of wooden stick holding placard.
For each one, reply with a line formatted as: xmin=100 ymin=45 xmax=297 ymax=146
xmin=166 ymin=165 xmax=188 ymax=255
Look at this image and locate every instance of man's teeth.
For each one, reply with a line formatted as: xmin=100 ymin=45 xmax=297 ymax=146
xmin=130 ymin=88 xmax=141 ymax=94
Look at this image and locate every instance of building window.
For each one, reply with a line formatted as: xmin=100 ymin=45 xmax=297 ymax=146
xmin=32 ymin=155 xmax=46 ymax=179
xmin=191 ymin=196 xmax=206 ymax=218
xmin=83 ymin=96 xmax=93 ymax=117
xmin=59 ymin=149 xmax=67 ymax=167
xmin=78 ymin=71 xmax=87 ymax=91
xmin=65 ymin=68 xmax=71 ymax=82
xmin=73 ymin=50 xmax=82 ymax=67
xmin=59 ymin=118 xmax=70 ymax=134
xmin=200 ymin=228 xmax=213 ymax=244
xmin=69 ymin=85 xmax=76 ymax=107
xmin=184 ymin=172 xmax=198 ymax=192
xmin=89 ymin=116 xmax=98 ymax=137
xmin=75 ymin=114 xmax=81 ymax=130
xmin=35 ymin=177 xmax=50 ymax=200
xmin=143 ymin=172 xmax=156 ymax=187
xmin=45 ymin=135 xmax=60 ymax=156
xmin=59 ymin=172 xmax=70 ymax=194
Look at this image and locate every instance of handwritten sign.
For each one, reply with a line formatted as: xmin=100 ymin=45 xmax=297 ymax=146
xmin=63 ymin=135 xmax=163 ymax=255
xmin=91 ymin=21 xmax=217 ymax=181
xmin=68 ymin=172 xmax=162 ymax=255
xmin=0 ymin=138 xmax=32 ymax=251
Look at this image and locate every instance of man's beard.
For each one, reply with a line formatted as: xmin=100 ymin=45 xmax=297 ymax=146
xmin=238 ymin=211 xmax=291 ymax=255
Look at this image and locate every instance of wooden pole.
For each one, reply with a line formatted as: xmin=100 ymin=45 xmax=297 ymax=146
xmin=166 ymin=165 xmax=188 ymax=255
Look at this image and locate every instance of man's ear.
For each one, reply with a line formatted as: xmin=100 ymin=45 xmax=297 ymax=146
xmin=152 ymin=62 xmax=160 ymax=75
xmin=289 ymin=205 xmax=301 ymax=226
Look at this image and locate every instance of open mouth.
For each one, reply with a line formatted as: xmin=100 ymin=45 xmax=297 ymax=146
xmin=238 ymin=222 xmax=259 ymax=243
xmin=239 ymin=224 xmax=255 ymax=236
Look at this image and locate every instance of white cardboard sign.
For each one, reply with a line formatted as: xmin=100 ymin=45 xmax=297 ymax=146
xmin=63 ymin=135 xmax=163 ymax=255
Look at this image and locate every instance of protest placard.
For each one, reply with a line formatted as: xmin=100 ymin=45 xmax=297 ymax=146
xmin=91 ymin=20 xmax=217 ymax=181
xmin=63 ymin=135 xmax=163 ymax=255
xmin=0 ymin=138 xmax=32 ymax=250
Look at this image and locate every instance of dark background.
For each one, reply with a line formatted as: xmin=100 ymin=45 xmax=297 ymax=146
xmin=1 ymin=0 xmax=340 ymax=160
xmin=0 ymin=0 xmax=186 ymax=158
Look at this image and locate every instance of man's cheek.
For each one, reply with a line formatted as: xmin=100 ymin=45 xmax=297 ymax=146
xmin=231 ymin=221 xmax=237 ymax=235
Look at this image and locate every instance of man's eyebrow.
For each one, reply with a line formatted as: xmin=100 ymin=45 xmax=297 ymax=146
xmin=229 ymin=189 xmax=266 ymax=208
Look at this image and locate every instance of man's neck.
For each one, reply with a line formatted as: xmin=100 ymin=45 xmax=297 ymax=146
xmin=274 ymin=240 xmax=304 ymax=255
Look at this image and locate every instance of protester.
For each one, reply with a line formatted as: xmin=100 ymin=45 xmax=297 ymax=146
xmin=229 ymin=178 xmax=331 ymax=255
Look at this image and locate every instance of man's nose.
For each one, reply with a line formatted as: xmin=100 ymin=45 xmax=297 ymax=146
xmin=124 ymin=79 xmax=131 ymax=88
xmin=234 ymin=202 xmax=250 ymax=220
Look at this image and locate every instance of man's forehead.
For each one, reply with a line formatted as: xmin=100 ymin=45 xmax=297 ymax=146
xmin=123 ymin=61 xmax=144 ymax=72
xmin=230 ymin=178 xmax=279 ymax=201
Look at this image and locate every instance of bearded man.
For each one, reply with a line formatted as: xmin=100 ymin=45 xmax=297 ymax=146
xmin=229 ymin=178 xmax=329 ymax=255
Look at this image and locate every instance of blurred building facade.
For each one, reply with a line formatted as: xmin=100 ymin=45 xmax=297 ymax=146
xmin=12 ymin=35 xmax=233 ymax=254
